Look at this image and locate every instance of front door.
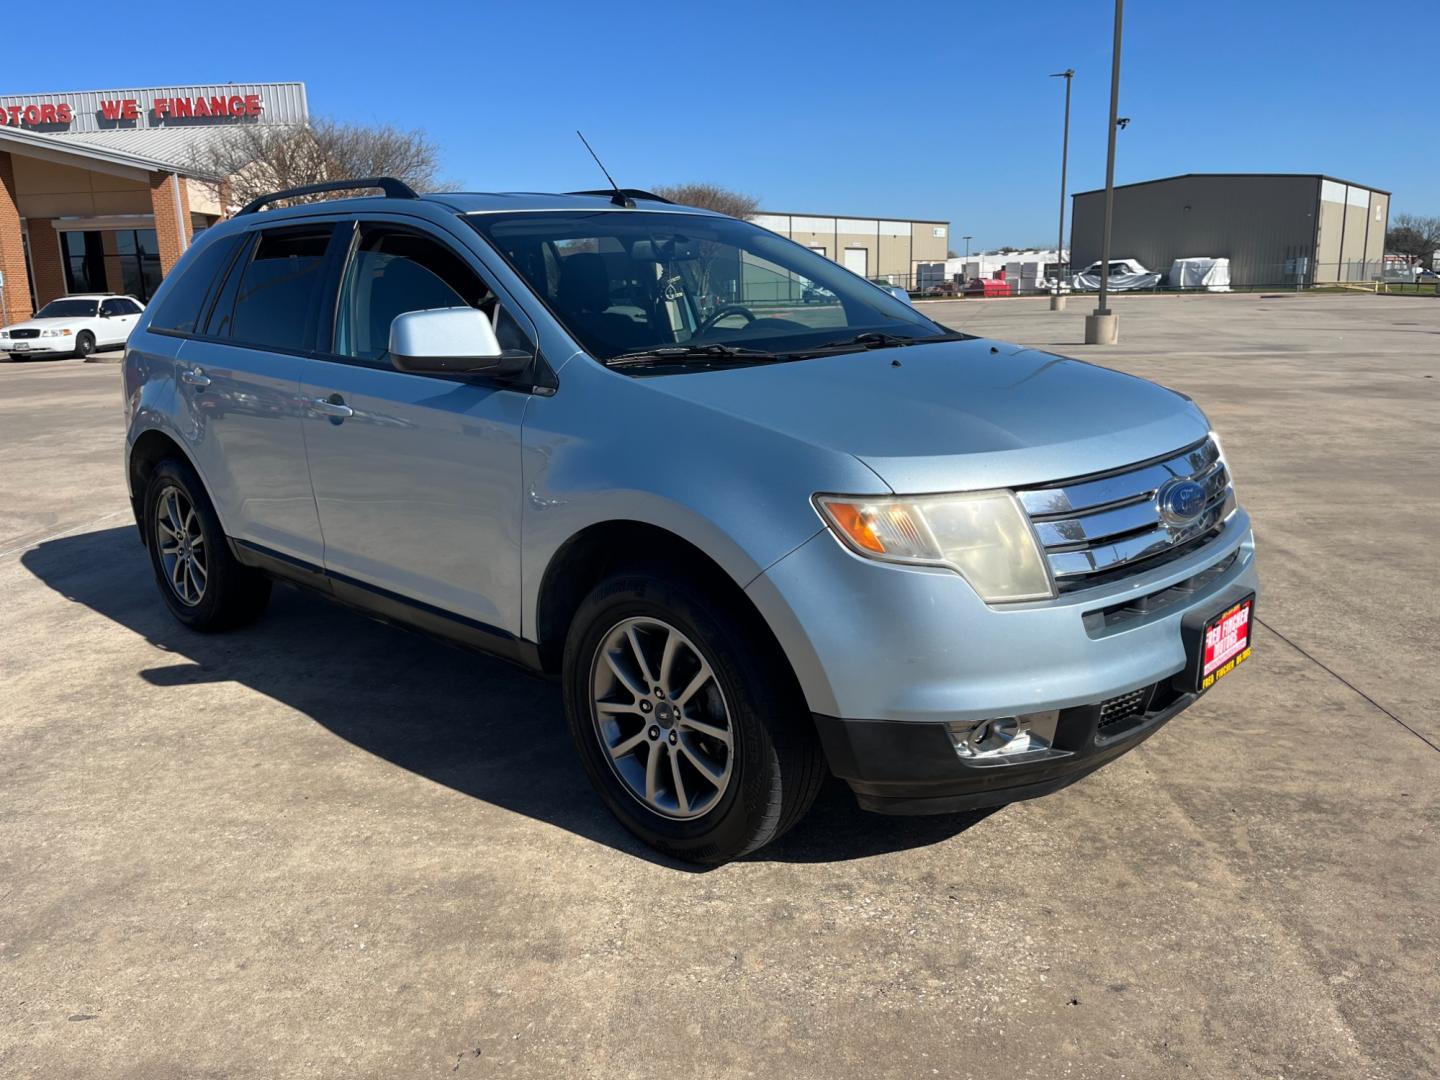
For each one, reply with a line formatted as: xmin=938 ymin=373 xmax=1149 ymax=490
xmin=299 ymin=221 xmax=535 ymax=634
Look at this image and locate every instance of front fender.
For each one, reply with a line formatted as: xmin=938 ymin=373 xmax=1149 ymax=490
xmin=518 ymin=358 xmax=886 ymax=637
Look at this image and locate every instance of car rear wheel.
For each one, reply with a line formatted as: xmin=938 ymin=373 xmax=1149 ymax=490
xmin=563 ymin=570 xmax=825 ymax=864
xmin=142 ymin=458 xmax=271 ymax=631
xmin=74 ymin=331 xmax=95 ymax=359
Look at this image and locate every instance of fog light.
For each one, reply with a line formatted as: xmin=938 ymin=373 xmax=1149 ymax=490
xmin=946 ymin=710 xmax=1069 ymax=768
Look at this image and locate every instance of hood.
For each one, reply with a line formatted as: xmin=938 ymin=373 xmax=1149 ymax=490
xmin=642 ymin=337 xmax=1209 ymax=492
xmin=4 ymin=317 xmax=82 ymax=332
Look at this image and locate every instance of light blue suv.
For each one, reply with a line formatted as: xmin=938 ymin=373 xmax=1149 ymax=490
xmin=123 ymin=179 xmax=1258 ymax=863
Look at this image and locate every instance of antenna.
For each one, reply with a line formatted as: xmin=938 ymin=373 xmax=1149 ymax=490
xmin=576 ymin=130 xmax=635 ymax=208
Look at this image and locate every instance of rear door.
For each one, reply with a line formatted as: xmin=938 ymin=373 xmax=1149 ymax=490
xmin=177 ymin=222 xmax=345 ymax=565
xmin=298 ymin=218 xmax=537 ymax=634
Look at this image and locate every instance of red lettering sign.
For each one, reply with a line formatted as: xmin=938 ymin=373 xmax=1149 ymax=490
xmin=0 ymin=102 xmax=72 ymax=126
xmin=3 ymin=92 xmax=262 ymax=127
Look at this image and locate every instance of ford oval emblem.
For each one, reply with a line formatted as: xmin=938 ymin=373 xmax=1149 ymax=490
xmin=1157 ymin=478 xmax=1207 ymax=526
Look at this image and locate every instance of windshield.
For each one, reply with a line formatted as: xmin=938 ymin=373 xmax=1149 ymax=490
xmin=36 ymin=299 xmax=99 ymax=319
xmin=467 ymin=211 xmax=950 ymax=363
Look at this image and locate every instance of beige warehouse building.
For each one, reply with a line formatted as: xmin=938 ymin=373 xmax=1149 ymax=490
xmin=751 ymin=211 xmax=950 ymax=286
xmin=1070 ymin=173 xmax=1390 ymax=287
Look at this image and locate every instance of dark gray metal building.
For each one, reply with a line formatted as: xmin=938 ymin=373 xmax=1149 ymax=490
xmin=1070 ymin=173 xmax=1390 ymax=286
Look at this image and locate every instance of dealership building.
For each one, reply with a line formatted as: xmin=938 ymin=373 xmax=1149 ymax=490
xmin=1070 ymin=173 xmax=1391 ymax=287
xmin=751 ymin=211 xmax=950 ymax=285
xmin=0 ymin=82 xmax=307 ymax=322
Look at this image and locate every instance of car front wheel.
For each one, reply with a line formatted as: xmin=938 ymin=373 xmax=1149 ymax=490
xmin=563 ymin=570 xmax=825 ymax=864
xmin=74 ymin=331 xmax=95 ymax=359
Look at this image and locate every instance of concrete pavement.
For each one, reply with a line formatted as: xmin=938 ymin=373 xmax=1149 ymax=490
xmin=2 ymin=293 xmax=1437 ymax=1079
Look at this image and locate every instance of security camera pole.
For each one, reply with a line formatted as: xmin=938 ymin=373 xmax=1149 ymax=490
xmin=1050 ymin=68 xmax=1074 ymax=312
xmin=1085 ymin=0 xmax=1124 ymax=345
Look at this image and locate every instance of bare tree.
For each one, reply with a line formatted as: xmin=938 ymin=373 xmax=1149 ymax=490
xmin=651 ymin=183 xmax=761 ymax=220
xmin=190 ymin=117 xmax=446 ymax=213
xmin=1386 ymin=213 xmax=1440 ymax=269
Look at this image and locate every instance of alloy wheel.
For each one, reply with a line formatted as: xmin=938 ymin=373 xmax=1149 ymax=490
xmin=155 ymin=485 xmax=207 ymax=607
xmin=589 ymin=616 xmax=734 ymax=820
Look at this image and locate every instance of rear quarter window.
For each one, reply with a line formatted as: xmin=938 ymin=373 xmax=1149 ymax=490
xmin=148 ymin=234 xmax=244 ymax=335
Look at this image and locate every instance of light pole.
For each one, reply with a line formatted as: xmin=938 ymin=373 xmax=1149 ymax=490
xmin=962 ymin=235 xmax=973 ymax=258
xmin=1049 ymin=68 xmax=1074 ymax=311
xmin=1085 ymin=0 xmax=1124 ymax=345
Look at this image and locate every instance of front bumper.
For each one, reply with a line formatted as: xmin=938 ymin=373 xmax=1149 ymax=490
xmin=746 ymin=508 xmax=1258 ymax=811
xmin=747 ymin=508 xmax=1257 ymax=723
xmin=3 ymin=339 xmax=71 ymax=355
xmin=815 ymin=679 xmax=1199 ymax=814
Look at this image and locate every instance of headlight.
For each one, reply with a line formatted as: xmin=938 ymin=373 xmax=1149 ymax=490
xmin=41 ymin=328 xmax=72 ymax=338
xmin=814 ymin=490 xmax=1055 ymax=602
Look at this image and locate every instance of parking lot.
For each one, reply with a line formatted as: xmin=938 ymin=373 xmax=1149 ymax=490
xmin=3 ymin=292 xmax=1437 ymax=1078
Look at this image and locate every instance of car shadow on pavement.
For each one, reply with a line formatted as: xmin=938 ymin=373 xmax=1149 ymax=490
xmin=22 ymin=526 xmax=991 ymax=869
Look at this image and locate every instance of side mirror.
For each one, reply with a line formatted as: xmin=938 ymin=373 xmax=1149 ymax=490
xmin=388 ymin=308 xmax=529 ymax=378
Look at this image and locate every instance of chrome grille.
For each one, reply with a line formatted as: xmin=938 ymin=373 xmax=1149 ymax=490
xmin=1019 ymin=437 xmax=1234 ymax=592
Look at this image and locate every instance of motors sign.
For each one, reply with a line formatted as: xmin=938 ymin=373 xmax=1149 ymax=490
xmin=0 ymin=83 xmax=307 ymax=133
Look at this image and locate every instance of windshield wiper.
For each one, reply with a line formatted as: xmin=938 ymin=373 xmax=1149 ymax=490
xmin=606 ymin=343 xmax=778 ymax=368
xmin=781 ymin=330 xmax=972 ymax=358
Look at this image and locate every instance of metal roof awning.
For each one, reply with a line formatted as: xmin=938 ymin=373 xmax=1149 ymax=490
xmin=0 ymin=124 xmax=222 ymax=181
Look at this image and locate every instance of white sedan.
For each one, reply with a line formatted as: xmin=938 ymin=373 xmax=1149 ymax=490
xmin=1 ymin=294 xmax=146 ymax=359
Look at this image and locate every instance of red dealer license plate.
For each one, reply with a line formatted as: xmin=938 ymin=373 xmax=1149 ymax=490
xmin=1193 ymin=595 xmax=1254 ymax=692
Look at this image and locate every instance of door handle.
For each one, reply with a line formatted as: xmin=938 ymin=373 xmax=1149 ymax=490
xmin=307 ymin=394 xmax=354 ymax=420
xmin=180 ymin=367 xmax=211 ymax=388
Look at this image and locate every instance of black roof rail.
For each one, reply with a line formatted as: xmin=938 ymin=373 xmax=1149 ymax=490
xmin=565 ymin=188 xmax=673 ymax=205
xmin=236 ymin=177 xmax=420 ymax=216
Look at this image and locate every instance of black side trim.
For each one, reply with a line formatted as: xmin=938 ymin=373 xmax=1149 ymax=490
xmin=231 ymin=539 xmax=543 ymax=673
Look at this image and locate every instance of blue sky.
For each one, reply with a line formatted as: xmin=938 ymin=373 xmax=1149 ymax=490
xmin=22 ymin=0 xmax=1439 ymax=250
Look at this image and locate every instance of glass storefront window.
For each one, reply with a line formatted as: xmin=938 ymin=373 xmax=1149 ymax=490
xmin=59 ymin=227 xmax=165 ymax=302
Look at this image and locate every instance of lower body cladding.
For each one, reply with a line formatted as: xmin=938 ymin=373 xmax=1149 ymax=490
xmin=747 ymin=510 xmax=1259 ymax=815
xmin=815 ymin=681 xmax=1199 ymax=814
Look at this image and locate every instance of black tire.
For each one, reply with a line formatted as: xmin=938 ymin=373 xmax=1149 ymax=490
xmin=142 ymin=457 xmax=271 ymax=631
xmin=562 ymin=569 xmax=825 ymax=864
xmin=74 ymin=331 xmax=95 ymax=359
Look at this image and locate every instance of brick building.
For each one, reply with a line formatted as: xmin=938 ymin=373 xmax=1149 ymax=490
xmin=0 ymin=83 xmax=307 ymax=323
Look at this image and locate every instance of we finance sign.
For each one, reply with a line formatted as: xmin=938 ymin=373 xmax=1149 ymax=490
xmin=0 ymin=91 xmax=266 ymax=129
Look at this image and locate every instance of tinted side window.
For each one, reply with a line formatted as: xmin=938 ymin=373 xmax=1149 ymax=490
xmin=334 ymin=225 xmax=532 ymax=367
xmin=100 ymin=299 xmax=124 ymax=316
xmin=148 ymin=234 xmax=243 ymax=335
xmin=118 ymin=299 xmax=143 ymax=315
xmin=220 ymin=228 xmax=332 ymax=351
